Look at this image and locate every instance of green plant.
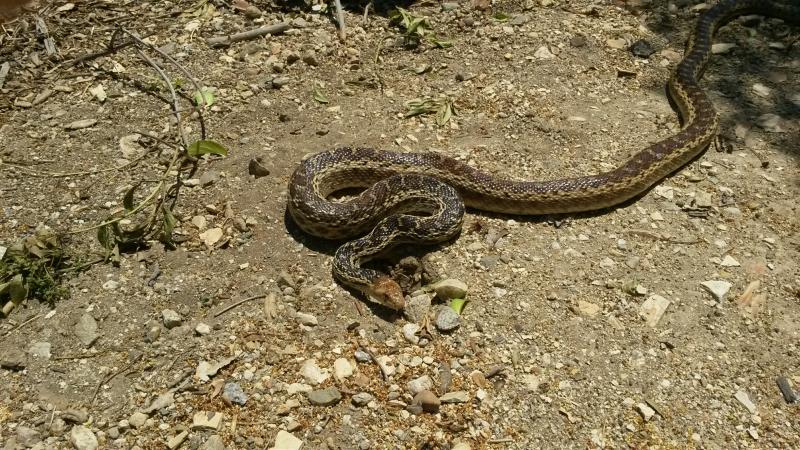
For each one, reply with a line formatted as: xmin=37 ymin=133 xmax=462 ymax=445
xmin=404 ymin=97 xmax=457 ymax=126
xmin=1 ymin=229 xmax=71 ymax=313
xmin=390 ymin=8 xmax=452 ymax=49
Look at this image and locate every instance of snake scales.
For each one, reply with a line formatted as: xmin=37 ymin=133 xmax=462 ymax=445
xmin=288 ymin=0 xmax=799 ymax=310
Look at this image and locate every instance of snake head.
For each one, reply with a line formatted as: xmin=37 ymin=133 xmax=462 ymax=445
xmin=366 ymin=276 xmax=405 ymax=311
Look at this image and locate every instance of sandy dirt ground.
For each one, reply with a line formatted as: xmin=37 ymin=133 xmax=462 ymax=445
xmin=1 ymin=0 xmax=799 ymax=448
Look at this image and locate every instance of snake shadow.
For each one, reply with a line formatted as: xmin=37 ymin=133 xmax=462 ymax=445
xmin=629 ymin=0 xmax=800 ymax=160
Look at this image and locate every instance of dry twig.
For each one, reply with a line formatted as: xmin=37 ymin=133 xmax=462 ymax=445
xmin=205 ymin=22 xmax=290 ymax=47
xmin=213 ymin=294 xmax=267 ymax=317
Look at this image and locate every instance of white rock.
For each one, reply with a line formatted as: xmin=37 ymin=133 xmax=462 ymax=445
xmin=407 ymin=375 xmax=433 ymax=395
xmin=734 ymin=390 xmax=757 ymax=414
xmin=598 ymin=257 xmax=615 ymax=269
xmin=295 ymin=312 xmax=318 ymax=326
xmin=752 ymin=83 xmax=770 ymax=97
xmin=700 ymin=280 xmax=732 ymax=302
xmin=333 ymin=358 xmax=354 ymax=381
xmin=639 ymin=295 xmax=670 ymax=327
xmin=522 ymin=374 xmax=540 ymax=391
xmin=29 ymin=342 xmax=51 ymax=359
xmin=577 ymin=300 xmax=601 ymax=317
xmin=375 ymin=355 xmax=396 ymax=376
xmin=89 ymin=84 xmax=107 ymax=102
xmin=195 ymin=323 xmax=211 ymax=335
xmin=199 ymin=227 xmax=223 ymax=246
xmin=191 ymin=215 xmax=207 ymax=231
xmin=607 ymin=38 xmax=626 ymax=49
xmin=756 ymin=113 xmax=785 ymax=132
xmin=167 ymin=430 xmax=189 ymax=450
xmin=402 ymin=323 xmax=420 ymax=344
xmin=286 ymin=383 xmax=313 ymax=395
xmin=440 ymin=391 xmax=470 ymax=403
xmin=432 ymin=279 xmax=468 ymax=299
xmin=270 ymin=430 xmax=302 ymax=450
xmin=161 ymin=309 xmax=182 ymax=329
xmin=719 ymin=255 xmax=740 ymax=267
xmin=119 ymin=134 xmax=144 ymax=159
xmin=128 ymin=411 xmax=148 ymax=428
xmin=534 ymin=45 xmax=555 ymax=59
xmin=300 ymin=359 xmax=330 ymax=385
xmin=192 ymin=411 xmax=223 ymax=430
xmin=711 ymin=43 xmax=736 ymax=54
xmin=69 ymin=425 xmax=98 ymax=450
xmin=636 ymin=403 xmax=656 ymax=422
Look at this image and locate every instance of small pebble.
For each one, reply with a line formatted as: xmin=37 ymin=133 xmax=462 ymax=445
xmin=351 ymin=392 xmax=374 ymax=407
xmin=630 ymin=39 xmax=655 ymax=57
xmin=636 ymin=403 xmax=656 ymax=421
xmin=432 ymin=279 xmax=468 ymax=299
xmin=440 ymin=391 xmax=470 ymax=404
xmin=700 ymin=280 xmax=732 ymax=302
xmin=195 ymin=323 xmax=211 ymax=335
xmin=435 ymin=307 xmax=461 ymax=331
xmin=407 ymin=375 xmax=433 ymax=395
xmin=69 ymin=425 xmax=98 ymax=450
xmin=222 ymin=382 xmax=248 ymax=405
xmin=307 ymin=387 xmax=342 ymax=406
xmin=161 ymin=309 xmax=182 ymax=329
xmin=413 ymin=390 xmax=440 ymax=413
xmin=402 ymin=323 xmax=420 ymax=344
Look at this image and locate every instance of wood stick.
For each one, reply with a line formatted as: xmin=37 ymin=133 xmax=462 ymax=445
xmin=205 ymin=22 xmax=290 ymax=48
xmin=333 ymin=0 xmax=346 ymax=41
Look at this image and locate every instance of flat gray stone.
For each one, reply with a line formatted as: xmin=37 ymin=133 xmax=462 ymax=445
xmin=407 ymin=375 xmax=433 ymax=395
xmin=128 ymin=411 xmax=148 ymax=429
xmin=161 ymin=309 xmax=182 ymax=329
xmin=75 ymin=314 xmax=99 ymax=347
xmin=28 ymin=342 xmax=51 ymax=359
xmin=271 ymin=430 xmax=302 ymax=450
xmin=307 ymin=387 xmax=342 ymax=406
xmin=200 ymin=435 xmax=227 ymax=450
xmin=432 ymin=279 xmax=468 ymax=299
xmin=222 ymin=382 xmax=248 ymax=405
xmin=700 ymin=280 xmax=732 ymax=302
xmin=435 ymin=307 xmax=460 ymax=331
xmin=440 ymin=391 xmax=470 ymax=404
xmin=16 ymin=426 xmax=41 ymax=447
xmin=192 ymin=411 xmax=223 ymax=431
xmin=69 ymin=425 xmax=98 ymax=450
xmin=351 ymin=392 xmax=373 ymax=407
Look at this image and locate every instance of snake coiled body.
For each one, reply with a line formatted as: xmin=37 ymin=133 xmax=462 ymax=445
xmin=288 ymin=0 xmax=799 ymax=310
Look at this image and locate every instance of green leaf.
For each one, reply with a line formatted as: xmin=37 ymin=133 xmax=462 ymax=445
xmin=437 ymin=102 xmax=453 ymax=126
xmin=430 ymin=37 xmax=453 ymax=49
xmin=97 ymin=225 xmax=114 ymax=250
xmin=493 ymin=12 xmax=510 ymax=22
xmin=0 ymin=274 xmax=28 ymax=303
xmin=110 ymin=244 xmax=120 ymax=265
xmin=162 ymin=206 xmax=177 ymax=243
xmin=123 ymin=183 xmax=140 ymax=212
xmin=449 ymin=298 xmax=467 ymax=314
xmin=187 ymin=140 xmax=228 ymax=157
xmin=312 ymin=86 xmax=329 ymax=104
xmin=414 ymin=64 xmax=432 ymax=75
xmin=193 ymin=87 xmax=215 ymax=108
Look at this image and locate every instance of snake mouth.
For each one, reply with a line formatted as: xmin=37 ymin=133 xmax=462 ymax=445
xmin=366 ymin=276 xmax=406 ymax=311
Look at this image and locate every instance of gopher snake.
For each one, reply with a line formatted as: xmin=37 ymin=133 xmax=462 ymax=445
xmin=288 ymin=0 xmax=799 ymax=310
